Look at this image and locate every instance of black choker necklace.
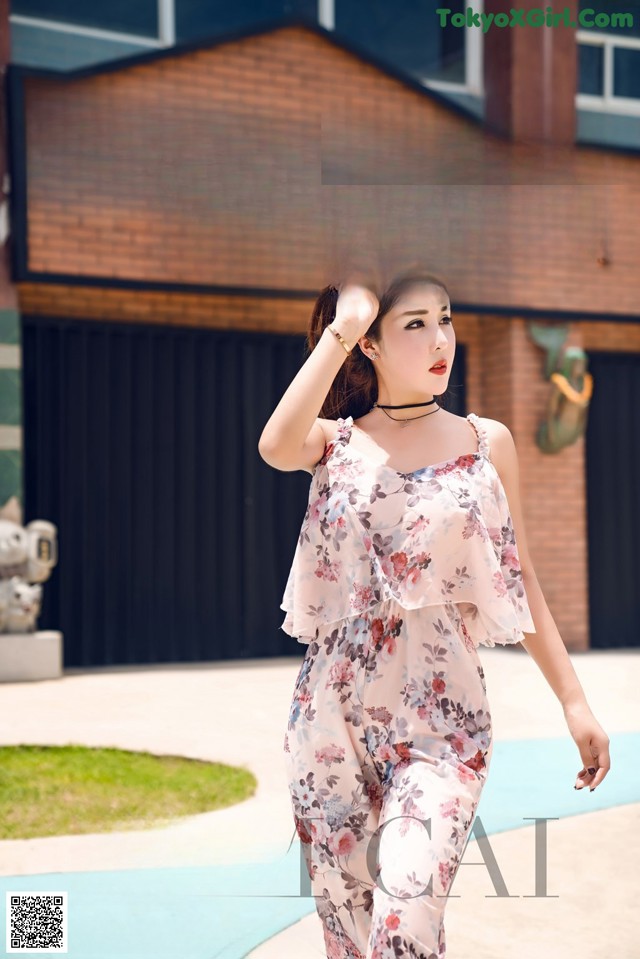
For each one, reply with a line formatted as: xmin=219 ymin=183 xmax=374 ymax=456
xmin=372 ymin=399 xmax=438 ymax=410
xmin=370 ymin=398 xmax=441 ymax=428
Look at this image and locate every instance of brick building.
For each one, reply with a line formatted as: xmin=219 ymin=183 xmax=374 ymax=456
xmin=0 ymin=8 xmax=638 ymax=664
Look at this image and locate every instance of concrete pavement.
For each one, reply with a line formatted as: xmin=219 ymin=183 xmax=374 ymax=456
xmin=0 ymin=646 xmax=638 ymax=958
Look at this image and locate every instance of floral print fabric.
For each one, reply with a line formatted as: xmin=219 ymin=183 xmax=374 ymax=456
xmin=284 ymin=598 xmax=494 ymax=957
xmin=280 ymin=413 xmax=535 ymax=648
xmin=282 ymin=414 xmax=536 ymax=957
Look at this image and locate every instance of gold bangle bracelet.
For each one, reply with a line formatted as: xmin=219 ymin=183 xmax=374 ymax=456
xmin=327 ymin=323 xmax=352 ymax=354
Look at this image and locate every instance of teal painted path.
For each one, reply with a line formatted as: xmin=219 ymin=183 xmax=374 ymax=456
xmin=1 ymin=731 xmax=636 ymax=959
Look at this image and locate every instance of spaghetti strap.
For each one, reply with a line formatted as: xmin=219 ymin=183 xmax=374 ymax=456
xmin=467 ymin=412 xmax=491 ymax=459
xmin=335 ymin=415 xmax=354 ymax=444
xmin=338 ymin=412 xmax=489 ymax=457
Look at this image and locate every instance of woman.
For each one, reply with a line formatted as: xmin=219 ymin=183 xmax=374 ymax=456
xmin=258 ymin=268 xmax=610 ymax=959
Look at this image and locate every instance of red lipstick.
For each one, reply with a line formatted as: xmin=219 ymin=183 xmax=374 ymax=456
xmin=429 ymin=361 xmax=448 ymax=375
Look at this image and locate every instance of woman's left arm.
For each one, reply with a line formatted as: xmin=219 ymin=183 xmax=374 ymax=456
xmin=484 ymin=418 xmax=611 ymax=793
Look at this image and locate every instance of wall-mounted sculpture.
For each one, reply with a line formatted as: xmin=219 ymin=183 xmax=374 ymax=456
xmin=528 ymin=323 xmax=594 ymax=454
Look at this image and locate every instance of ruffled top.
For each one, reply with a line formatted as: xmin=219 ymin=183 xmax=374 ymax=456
xmin=280 ymin=412 xmax=536 ymax=648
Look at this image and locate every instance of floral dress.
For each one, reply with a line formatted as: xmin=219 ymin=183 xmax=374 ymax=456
xmin=281 ymin=413 xmax=536 ymax=959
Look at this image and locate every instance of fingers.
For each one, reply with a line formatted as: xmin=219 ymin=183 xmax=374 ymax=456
xmin=574 ymin=766 xmax=596 ymax=790
xmin=589 ymin=742 xmax=611 ymax=790
xmin=574 ymin=743 xmax=611 ymax=792
xmin=575 ymin=744 xmax=596 ymax=787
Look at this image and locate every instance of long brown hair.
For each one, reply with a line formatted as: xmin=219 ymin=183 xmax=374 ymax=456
xmin=307 ymin=268 xmax=452 ymax=420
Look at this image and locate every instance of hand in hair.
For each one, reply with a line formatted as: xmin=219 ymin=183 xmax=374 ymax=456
xmin=334 ymin=285 xmax=379 ymax=340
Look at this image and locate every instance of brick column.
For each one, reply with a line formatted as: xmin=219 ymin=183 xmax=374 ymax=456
xmin=0 ymin=0 xmax=23 ymax=509
xmin=483 ymin=0 xmax=578 ymax=144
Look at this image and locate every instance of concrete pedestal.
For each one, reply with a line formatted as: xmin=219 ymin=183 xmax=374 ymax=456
xmin=0 ymin=630 xmax=63 ymax=682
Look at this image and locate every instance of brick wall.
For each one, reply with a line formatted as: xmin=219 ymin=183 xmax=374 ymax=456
xmin=14 ymin=22 xmax=640 ymax=649
xmin=18 ymin=24 xmax=640 ymax=313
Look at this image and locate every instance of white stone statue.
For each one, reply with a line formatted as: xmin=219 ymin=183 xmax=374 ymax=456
xmin=0 ymin=495 xmax=57 ymax=634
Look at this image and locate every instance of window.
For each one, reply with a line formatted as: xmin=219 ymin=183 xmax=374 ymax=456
xmin=11 ymin=0 xmax=159 ymax=38
xmin=176 ymin=0 xmax=317 ymax=42
xmin=9 ymin=0 xmax=481 ymax=92
xmin=613 ymin=46 xmax=640 ymax=98
xmin=577 ymin=0 xmax=640 ymax=112
xmin=579 ymin=42 xmax=605 ymax=95
xmin=333 ymin=0 xmax=472 ymax=88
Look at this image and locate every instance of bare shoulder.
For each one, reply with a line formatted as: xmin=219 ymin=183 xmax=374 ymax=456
xmin=476 ymin=416 xmax=513 ymax=445
xmin=475 ymin=416 xmax=519 ymax=478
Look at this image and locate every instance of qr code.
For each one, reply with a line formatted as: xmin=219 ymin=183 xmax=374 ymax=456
xmin=6 ymin=892 xmax=68 ymax=953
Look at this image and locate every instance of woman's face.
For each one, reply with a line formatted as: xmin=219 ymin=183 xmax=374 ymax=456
xmin=361 ymin=282 xmax=455 ymax=404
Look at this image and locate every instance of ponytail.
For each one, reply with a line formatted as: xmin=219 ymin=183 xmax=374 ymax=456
xmin=306 ymin=284 xmax=380 ymax=421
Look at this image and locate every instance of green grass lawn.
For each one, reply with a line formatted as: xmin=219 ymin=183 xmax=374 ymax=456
xmin=0 ymin=744 xmax=257 ymax=840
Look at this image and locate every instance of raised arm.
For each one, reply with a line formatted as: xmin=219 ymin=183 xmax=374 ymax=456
xmin=258 ymin=285 xmax=378 ymax=473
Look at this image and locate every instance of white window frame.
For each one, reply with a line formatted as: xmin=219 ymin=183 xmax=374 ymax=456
xmin=157 ymin=0 xmax=175 ymax=45
xmin=10 ymin=0 xmax=175 ymax=49
xmin=318 ymin=0 xmax=484 ymax=96
xmin=576 ymin=30 xmax=640 ymax=116
xmin=318 ymin=0 xmax=335 ymax=31
xmin=422 ymin=0 xmax=484 ymax=95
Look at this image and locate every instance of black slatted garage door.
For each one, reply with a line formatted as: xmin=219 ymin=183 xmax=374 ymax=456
xmin=22 ymin=313 xmax=467 ymax=667
xmin=585 ymin=350 xmax=640 ymax=648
